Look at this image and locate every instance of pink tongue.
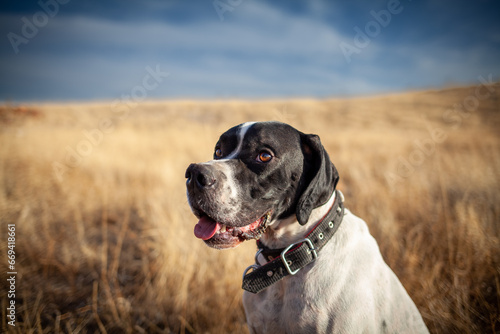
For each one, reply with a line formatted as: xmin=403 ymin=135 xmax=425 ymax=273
xmin=194 ymin=216 xmax=220 ymax=240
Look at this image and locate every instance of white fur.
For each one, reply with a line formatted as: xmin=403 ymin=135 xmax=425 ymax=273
xmin=200 ymin=122 xmax=255 ymax=223
xmin=258 ymin=191 xmax=337 ymax=251
xmin=243 ymin=192 xmax=429 ymax=334
xmin=225 ymin=121 xmax=255 ymax=159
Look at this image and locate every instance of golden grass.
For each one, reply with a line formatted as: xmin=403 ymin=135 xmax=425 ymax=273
xmin=1 ymin=84 xmax=499 ymax=333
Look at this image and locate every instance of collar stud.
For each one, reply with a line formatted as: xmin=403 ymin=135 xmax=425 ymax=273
xmin=242 ymin=190 xmax=345 ymax=294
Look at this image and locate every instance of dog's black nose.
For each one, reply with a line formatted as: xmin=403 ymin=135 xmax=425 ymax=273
xmin=185 ymin=163 xmax=217 ymax=189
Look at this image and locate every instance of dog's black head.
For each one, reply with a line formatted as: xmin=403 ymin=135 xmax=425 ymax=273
xmin=185 ymin=121 xmax=339 ymax=249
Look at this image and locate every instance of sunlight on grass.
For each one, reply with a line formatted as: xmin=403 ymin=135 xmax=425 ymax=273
xmin=1 ymin=84 xmax=499 ymax=333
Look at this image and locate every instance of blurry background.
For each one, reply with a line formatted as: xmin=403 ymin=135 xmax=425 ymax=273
xmin=1 ymin=0 xmax=500 ymax=101
xmin=0 ymin=1 xmax=499 ymax=333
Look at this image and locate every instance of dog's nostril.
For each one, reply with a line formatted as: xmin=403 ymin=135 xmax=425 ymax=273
xmin=196 ymin=173 xmax=215 ymax=188
xmin=185 ymin=169 xmax=193 ymax=187
xmin=186 ymin=164 xmax=216 ymax=189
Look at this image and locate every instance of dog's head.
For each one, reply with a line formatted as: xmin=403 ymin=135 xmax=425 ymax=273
xmin=185 ymin=121 xmax=339 ymax=249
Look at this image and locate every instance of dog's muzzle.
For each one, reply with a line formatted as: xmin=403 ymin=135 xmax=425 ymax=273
xmin=186 ymin=163 xmax=272 ymax=249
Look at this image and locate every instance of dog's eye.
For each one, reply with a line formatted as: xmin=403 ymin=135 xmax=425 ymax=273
xmin=215 ymin=148 xmax=223 ymax=158
xmin=257 ymin=151 xmax=273 ymax=163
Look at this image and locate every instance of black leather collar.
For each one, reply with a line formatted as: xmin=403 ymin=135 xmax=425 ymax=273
xmin=242 ymin=190 xmax=345 ymax=294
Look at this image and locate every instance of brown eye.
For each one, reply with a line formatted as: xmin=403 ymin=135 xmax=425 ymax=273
xmin=257 ymin=151 xmax=273 ymax=163
xmin=215 ymin=148 xmax=223 ymax=158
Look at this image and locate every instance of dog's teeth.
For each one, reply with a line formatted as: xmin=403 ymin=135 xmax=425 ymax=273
xmin=220 ymin=225 xmax=227 ymax=233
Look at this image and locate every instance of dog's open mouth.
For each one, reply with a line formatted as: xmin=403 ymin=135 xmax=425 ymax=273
xmin=193 ymin=211 xmax=271 ymax=249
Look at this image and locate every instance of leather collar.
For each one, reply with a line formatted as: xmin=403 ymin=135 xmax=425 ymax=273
xmin=242 ymin=190 xmax=345 ymax=294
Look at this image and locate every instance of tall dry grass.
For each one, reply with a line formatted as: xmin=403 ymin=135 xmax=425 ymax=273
xmin=1 ymin=84 xmax=499 ymax=333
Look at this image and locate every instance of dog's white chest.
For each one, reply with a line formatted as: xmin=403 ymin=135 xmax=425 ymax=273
xmin=243 ymin=211 xmax=429 ymax=334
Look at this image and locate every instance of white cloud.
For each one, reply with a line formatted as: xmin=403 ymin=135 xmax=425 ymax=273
xmin=1 ymin=2 xmax=356 ymax=99
xmin=1 ymin=0 xmax=498 ymax=101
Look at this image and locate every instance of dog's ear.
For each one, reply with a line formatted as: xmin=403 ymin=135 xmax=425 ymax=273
xmin=296 ymin=133 xmax=339 ymax=225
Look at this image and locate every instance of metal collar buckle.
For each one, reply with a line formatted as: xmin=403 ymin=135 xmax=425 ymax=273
xmin=242 ymin=264 xmax=259 ymax=280
xmin=242 ymin=248 xmax=265 ymax=280
xmin=280 ymin=238 xmax=317 ymax=275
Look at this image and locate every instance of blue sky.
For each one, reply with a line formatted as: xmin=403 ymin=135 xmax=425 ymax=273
xmin=0 ymin=0 xmax=499 ymax=102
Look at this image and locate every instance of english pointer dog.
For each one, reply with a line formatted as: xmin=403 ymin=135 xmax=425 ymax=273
xmin=185 ymin=121 xmax=429 ymax=334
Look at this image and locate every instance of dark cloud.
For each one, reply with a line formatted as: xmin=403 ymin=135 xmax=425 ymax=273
xmin=0 ymin=0 xmax=499 ymax=101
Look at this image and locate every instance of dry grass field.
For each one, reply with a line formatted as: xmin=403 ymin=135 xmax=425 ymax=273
xmin=1 ymin=83 xmax=499 ymax=333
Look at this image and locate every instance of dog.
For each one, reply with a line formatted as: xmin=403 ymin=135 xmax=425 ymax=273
xmin=185 ymin=121 xmax=429 ymax=333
